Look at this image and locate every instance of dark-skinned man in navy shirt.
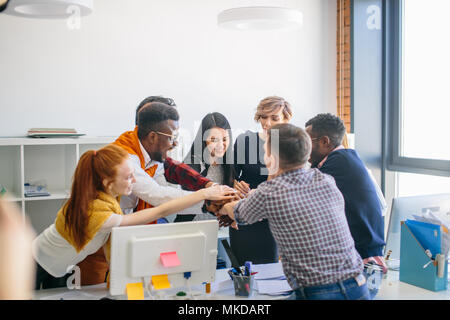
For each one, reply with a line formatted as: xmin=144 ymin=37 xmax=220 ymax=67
xmin=305 ymin=113 xmax=386 ymax=299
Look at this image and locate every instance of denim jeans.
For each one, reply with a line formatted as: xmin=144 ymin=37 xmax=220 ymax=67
xmin=363 ymin=263 xmax=384 ymax=300
xmin=293 ymin=275 xmax=370 ymax=300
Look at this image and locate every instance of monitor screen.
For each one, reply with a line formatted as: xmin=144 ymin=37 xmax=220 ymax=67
xmin=385 ymin=193 xmax=450 ymax=268
xmin=109 ymin=220 xmax=219 ymax=296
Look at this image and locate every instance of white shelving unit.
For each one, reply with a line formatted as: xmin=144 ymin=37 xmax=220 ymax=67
xmin=0 ymin=135 xmax=230 ymax=268
xmin=0 ymin=137 xmax=115 ymax=234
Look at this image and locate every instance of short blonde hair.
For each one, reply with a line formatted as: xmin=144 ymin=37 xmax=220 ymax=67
xmin=254 ymin=96 xmax=293 ymax=122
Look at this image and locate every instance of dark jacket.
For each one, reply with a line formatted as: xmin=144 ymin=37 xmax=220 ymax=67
xmin=318 ymin=149 xmax=385 ymax=259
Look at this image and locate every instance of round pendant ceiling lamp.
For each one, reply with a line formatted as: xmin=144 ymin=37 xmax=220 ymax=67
xmin=217 ymin=6 xmax=303 ymax=31
xmin=4 ymin=0 xmax=93 ymax=19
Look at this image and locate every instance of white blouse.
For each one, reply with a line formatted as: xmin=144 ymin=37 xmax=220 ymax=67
xmin=193 ymin=164 xmax=225 ymax=222
xmin=32 ymin=214 xmax=123 ymax=277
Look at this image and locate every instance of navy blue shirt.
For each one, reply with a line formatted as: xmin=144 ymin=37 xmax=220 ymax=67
xmin=318 ymin=149 xmax=385 ymax=259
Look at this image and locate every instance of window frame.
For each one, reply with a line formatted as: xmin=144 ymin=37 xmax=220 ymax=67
xmin=384 ymin=0 xmax=450 ymax=178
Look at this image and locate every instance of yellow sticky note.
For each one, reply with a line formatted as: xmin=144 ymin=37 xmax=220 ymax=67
xmin=126 ymin=282 xmax=144 ymax=300
xmin=151 ymin=274 xmax=171 ymax=290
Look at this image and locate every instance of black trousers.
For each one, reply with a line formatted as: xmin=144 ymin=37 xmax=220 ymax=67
xmin=173 ymin=214 xmax=196 ymax=222
xmin=35 ymin=263 xmax=69 ymax=290
xmin=229 ymin=219 xmax=279 ymax=266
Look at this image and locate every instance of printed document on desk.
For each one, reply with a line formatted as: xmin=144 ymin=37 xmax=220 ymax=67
xmin=252 ymin=262 xmax=286 ymax=280
xmin=252 ymin=262 xmax=293 ymax=295
xmin=256 ymin=279 xmax=292 ymax=295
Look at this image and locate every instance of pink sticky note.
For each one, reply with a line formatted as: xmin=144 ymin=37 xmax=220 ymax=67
xmin=160 ymin=251 xmax=181 ymax=268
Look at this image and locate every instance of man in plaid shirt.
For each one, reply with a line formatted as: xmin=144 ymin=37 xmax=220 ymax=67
xmin=219 ymin=123 xmax=370 ymax=300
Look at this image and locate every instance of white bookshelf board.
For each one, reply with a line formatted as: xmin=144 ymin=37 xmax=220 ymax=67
xmin=0 ymin=137 xmax=115 ymax=234
xmin=0 ymin=135 xmax=230 ymax=267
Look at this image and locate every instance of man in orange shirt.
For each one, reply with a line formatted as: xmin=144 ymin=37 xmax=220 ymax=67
xmin=115 ymin=99 xmax=217 ymax=214
xmin=78 ymin=98 xmax=219 ymax=285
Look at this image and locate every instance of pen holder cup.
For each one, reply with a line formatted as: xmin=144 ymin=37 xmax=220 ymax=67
xmin=231 ymin=273 xmax=254 ymax=297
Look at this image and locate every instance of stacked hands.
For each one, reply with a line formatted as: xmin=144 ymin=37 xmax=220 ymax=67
xmin=203 ymin=180 xmax=252 ymax=229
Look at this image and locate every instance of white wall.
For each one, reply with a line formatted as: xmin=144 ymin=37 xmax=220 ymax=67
xmin=0 ymin=0 xmax=336 ymax=142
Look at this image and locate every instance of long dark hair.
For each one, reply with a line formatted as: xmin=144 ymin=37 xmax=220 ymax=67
xmin=184 ymin=112 xmax=235 ymax=187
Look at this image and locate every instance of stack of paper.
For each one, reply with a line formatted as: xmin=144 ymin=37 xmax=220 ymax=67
xmin=253 ymin=262 xmax=285 ymax=280
xmin=256 ymin=279 xmax=293 ymax=295
xmin=252 ymin=262 xmax=293 ymax=295
xmin=27 ymin=128 xmax=85 ymax=138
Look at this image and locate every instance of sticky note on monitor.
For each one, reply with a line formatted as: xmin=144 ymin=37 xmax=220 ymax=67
xmin=151 ymin=274 xmax=171 ymax=290
xmin=126 ymin=282 xmax=144 ymax=300
xmin=160 ymin=251 xmax=181 ymax=268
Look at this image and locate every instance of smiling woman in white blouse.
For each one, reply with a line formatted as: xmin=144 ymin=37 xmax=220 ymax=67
xmin=175 ymin=112 xmax=236 ymax=222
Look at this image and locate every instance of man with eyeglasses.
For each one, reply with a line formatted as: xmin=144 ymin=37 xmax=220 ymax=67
xmin=115 ymin=98 xmax=219 ymax=215
xmin=305 ymin=113 xmax=386 ymax=299
xmin=77 ymin=98 xmax=219 ymax=286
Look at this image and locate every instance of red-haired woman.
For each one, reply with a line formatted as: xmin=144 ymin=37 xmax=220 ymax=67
xmin=33 ymin=144 xmax=234 ymax=289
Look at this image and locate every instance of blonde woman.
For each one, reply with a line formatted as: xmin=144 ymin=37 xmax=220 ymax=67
xmin=231 ymin=96 xmax=293 ymax=265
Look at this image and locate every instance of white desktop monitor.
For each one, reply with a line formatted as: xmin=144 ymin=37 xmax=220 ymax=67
xmin=109 ymin=220 xmax=219 ymax=296
xmin=384 ymin=193 xmax=450 ymax=266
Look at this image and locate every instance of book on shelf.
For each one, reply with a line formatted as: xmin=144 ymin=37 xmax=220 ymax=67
xmin=24 ymin=183 xmax=50 ymax=197
xmin=27 ymin=128 xmax=85 ymax=138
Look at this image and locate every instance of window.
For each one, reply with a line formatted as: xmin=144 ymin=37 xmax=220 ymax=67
xmin=397 ymin=172 xmax=450 ymax=197
xmin=402 ymin=0 xmax=450 ymax=161
xmin=385 ymin=0 xmax=450 ymax=178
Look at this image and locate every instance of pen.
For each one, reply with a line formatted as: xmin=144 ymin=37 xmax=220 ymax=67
xmin=232 ymin=267 xmax=242 ymax=275
xmin=229 ymin=267 xmax=242 ymax=280
xmin=244 ymin=261 xmax=252 ymax=277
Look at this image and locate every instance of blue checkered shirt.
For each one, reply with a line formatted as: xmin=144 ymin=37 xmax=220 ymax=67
xmin=234 ymin=168 xmax=364 ymax=288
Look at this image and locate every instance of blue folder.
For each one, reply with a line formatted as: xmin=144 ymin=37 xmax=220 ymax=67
xmin=404 ymin=219 xmax=441 ymax=258
xmin=399 ymin=221 xmax=447 ymax=292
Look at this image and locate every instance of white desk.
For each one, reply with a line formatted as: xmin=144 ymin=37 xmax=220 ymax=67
xmin=376 ymin=270 xmax=450 ymax=300
xmin=33 ymin=268 xmax=292 ymax=300
xmin=34 ymin=268 xmax=450 ymax=300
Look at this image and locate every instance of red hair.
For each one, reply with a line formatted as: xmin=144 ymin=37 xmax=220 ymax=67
xmin=63 ymin=144 xmax=129 ymax=249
